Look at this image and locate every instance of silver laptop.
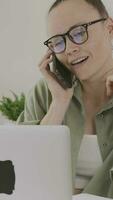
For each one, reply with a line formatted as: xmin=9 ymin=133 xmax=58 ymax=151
xmin=73 ymin=194 xmax=112 ymax=200
xmin=0 ymin=125 xmax=72 ymax=200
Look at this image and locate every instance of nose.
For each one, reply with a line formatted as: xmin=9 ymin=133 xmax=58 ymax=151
xmin=65 ymin=37 xmax=80 ymax=55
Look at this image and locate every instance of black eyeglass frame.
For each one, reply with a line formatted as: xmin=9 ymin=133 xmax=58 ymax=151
xmin=44 ymin=18 xmax=107 ymax=54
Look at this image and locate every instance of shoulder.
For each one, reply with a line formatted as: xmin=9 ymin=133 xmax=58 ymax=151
xmin=27 ymin=78 xmax=50 ymax=98
xmin=26 ymin=78 xmax=52 ymax=109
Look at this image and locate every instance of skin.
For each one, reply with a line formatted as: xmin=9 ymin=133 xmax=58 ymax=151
xmin=39 ymin=0 xmax=113 ymax=133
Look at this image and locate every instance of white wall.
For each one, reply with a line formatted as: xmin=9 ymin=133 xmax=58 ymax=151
xmin=0 ymin=0 xmax=54 ymax=98
xmin=102 ymin=0 xmax=113 ymax=17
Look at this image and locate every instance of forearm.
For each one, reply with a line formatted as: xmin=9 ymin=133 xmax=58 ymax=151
xmin=40 ymin=100 xmax=70 ymax=125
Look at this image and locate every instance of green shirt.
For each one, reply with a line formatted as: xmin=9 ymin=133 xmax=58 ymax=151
xmin=17 ymin=78 xmax=113 ymax=198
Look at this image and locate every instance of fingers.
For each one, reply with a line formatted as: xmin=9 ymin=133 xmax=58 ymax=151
xmin=106 ymin=75 xmax=113 ymax=97
xmin=38 ymin=50 xmax=62 ymax=86
xmin=38 ymin=49 xmax=52 ymax=67
xmin=38 ymin=49 xmax=54 ymax=78
xmin=39 ymin=57 xmax=52 ymax=71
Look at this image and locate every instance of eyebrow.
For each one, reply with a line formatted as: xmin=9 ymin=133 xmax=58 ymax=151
xmin=67 ymin=21 xmax=88 ymax=31
xmin=50 ymin=21 xmax=87 ymax=38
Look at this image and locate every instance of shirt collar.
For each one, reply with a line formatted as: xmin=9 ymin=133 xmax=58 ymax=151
xmin=73 ymin=79 xmax=85 ymax=115
xmin=97 ymin=95 xmax=113 ymax=114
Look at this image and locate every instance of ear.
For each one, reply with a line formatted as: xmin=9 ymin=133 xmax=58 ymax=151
xmin=105 ymin=17 xmax=113 ymax=39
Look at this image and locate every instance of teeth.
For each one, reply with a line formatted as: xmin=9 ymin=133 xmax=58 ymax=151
xmin=71 ymin=57 xmax=88 ymax=65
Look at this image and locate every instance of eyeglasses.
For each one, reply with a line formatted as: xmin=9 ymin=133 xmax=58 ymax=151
xmin=44 ymin=18 xmax=107 ymax=54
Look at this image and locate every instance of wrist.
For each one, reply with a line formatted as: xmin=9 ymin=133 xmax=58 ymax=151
xmin=52 ymin=97 xmax=71 ymax=106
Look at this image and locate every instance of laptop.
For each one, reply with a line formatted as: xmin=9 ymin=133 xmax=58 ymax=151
xmin=73 ymin=193 xmax=112 ymax=200
xmin=0 ymin=125 xmax=72 ymax=200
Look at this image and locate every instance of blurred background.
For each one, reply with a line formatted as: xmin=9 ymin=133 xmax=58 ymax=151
xmin=0 ymin=0 xmax=113 ymax=123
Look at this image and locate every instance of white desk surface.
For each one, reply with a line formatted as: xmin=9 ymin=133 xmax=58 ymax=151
xmin=72 ymin=193 xmax=112 ymax=200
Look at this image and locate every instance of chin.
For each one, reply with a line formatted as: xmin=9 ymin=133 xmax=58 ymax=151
xmin=72 ymin=66 xmax=95 ymax=82
xmin=75 ymin=71 xmax=93 ymax=82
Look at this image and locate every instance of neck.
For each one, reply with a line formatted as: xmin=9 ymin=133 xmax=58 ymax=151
xmin=81 ymin=67 xmax=113 ymax=106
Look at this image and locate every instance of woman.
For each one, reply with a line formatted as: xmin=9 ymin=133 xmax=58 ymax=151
xmin=17 ymin=0 xmax=113 ymax=198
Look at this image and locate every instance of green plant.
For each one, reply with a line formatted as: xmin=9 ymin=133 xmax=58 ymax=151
xmin=0 ymin=91 xmax=25 ymax=121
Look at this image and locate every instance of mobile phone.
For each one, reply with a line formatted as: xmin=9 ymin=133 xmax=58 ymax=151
xmin=52 ymin=54 xmax=76 ymax=89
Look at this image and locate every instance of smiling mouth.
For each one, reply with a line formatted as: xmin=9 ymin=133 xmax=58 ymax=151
xmin=71 ymin=56 xmax=89 ymax=66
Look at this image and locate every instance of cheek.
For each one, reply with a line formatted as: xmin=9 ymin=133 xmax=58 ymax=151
xmin=87 ymin=35 xmax=107 ymax=62
xmin=88 ymin=27 xmax=111 ymax=59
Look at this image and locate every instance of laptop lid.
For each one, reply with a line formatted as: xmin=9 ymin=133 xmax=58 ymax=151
xmin=73 ymin=193 xmax=112 ymax=200
xmin=0 ymin=125 xmax=72 ymax=200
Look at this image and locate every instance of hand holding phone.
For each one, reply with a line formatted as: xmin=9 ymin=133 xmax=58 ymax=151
xmin=38 ymin=50 xmax=75 ymax=103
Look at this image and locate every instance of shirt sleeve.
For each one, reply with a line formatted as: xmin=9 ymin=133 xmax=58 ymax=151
xmin=16 ymin=78 xmax=52 ymax=125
